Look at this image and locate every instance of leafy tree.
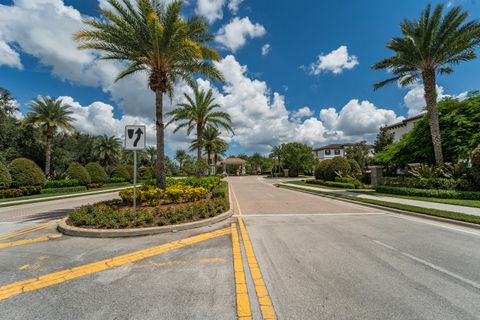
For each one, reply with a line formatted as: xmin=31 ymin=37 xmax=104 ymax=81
xmin=190 ymin=125 xmax=227 ymax=175
xmin=23 ymin=97 xmax=75 ymax=176
xmin=345 ymin=142 xmax=371 ymax=170
xmin=372 ymin=3 xmax=480 ymax=165
xmin=175 ymin=149 xmax=188 ymax=171
xmin=167 ymin=84 xmax=233 ymax=163
xmin=94 ymin=135 xmax=121 ymax=167
xmin=75 ymin=0 xmax=224 ymax=188
xmin=0 ymin=162 xmax=12 ymax=188
xmin=0 ymin=87 xmax=18 ymax=116
xmin=374 ymin=126 xmax=394 ymax=153
xmin=274 ymin=143 xmax=316 ymax=177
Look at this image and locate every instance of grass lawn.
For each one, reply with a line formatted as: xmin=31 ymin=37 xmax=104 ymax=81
xmin=0 ymin=183 xmax=131 ymax=205
xmin=286 ymin=180 xmax=359 ymax=191
xmin=279 ymin=184 xmax=480 ymax=225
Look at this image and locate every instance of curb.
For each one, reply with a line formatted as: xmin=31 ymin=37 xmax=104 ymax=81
xmin=57 ymin=207 xmax=234 ymax=238
xmin=278 ymin=184 xmax=480 ymax=231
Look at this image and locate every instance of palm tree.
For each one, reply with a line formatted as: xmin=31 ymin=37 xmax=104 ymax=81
xmin=24 ymin=97 xmax=75 ymax=176
xmin=175 ymin=149 xmax=188 ymax=171
xmin=167 ymin=84 xmax=233 ymax=162
xmin=145 ymin=146 xmax=157 ymax=167
xmin=74 ymin=0 xmax=223 ymax=188
xmin=372 ymin=4 xmax=480 ymax=165
xmin=190 ymin=126 xmax=227 ymax=175
xmin=94 ymin=135 xmax=121 ymax=167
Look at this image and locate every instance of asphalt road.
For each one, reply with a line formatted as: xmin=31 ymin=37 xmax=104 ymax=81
xmin=0 ymin=176 xmax=479 ymax=319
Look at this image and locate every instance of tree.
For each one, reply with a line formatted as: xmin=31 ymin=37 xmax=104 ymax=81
xmin=167 ymin=84 xmax=233 ymax=163
xmin=345 ymin=142 xmax=371 ymax=170
xmin=372 ymin=3 xmax=480 ymax=165
xmin=94 ymin=135 xmax=121 ymax=167
xmin=145 ymin=146 xmax=157 ymax=167
xmin=190 ymin=125 xmax=226 ymax=175
xmin=175 ymin=149 xmax=188 ymax=171
xmin=75 ymin=0 xmax=224 ymax=188
xmin=274 ymin=143 xmax=316 ymax=177
xmin=374 ymin=126 xmax=394 ymax=153
xmin=0 ymin=87 xmax=18 ymax=116
xmin=23 ymin=97 xmax=75 ymax=176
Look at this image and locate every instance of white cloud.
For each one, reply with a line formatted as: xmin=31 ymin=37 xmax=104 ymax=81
xmin=196 ymin=0 xmax=226 ymax=23
xmin=292 ymin=106 xmax=314 ymax=121
xmin=309 ymin=45 xmax=359 ymax=75
xmin=228 ymin=0 xmax=243 ymax=13
xmin=261 ymin=43 xmax=271 ymax=56
xmin=0 ymin=41 xmax=22 ymax=69
xmin=216 ymin=17 xmax=266 ymax=52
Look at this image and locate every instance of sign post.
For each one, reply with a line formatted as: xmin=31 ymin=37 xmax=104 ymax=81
xmin=124 ymin=125 xmax=146 ymax=213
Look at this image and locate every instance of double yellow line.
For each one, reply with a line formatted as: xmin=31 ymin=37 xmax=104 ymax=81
xmin=0 ymin=222 xmax=54 ymax=241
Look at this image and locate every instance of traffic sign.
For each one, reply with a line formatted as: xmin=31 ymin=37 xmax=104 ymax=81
xmin=125 ymin=125 xmax=146 ymax=150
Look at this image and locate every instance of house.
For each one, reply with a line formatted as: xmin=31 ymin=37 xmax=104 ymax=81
xmin=312 ymin=143 xmax=374 ymax=161
xmin=385 ymin=112 xmax=426 ymax=142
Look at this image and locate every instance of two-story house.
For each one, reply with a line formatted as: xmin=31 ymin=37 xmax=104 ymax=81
xmin=312 ymin=143 xmax=374 ymax=161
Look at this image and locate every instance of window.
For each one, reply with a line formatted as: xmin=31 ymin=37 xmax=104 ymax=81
xmin=325 ymin=149 xmax=331 ymax=155
xmin=334 ymin=149 xmax=341 ymax=155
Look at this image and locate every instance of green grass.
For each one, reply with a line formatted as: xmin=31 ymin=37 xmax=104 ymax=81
xmin=349 ymin=190 xmax=480 ymax=209
xmin=279 ymin=184 xmax=480 ymax=225
xmin=0 ymin=183 xmax=131 ymax=206
xmin=286 ymin=180 xmax=358 ymax=190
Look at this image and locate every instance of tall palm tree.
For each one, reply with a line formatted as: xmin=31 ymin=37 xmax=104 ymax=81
xmin=175 ymin=149 xmax=187 ymax=170
xmin=74 ymin=0 xmax=223 ymax=188
xmin=24 ymin=97 xmax=75 ymax=176
xmin=372 ymin=4 xmax=480 ymax=165
xmin=94 ymin=135 xmax=121 ymax=167
xmin=167 ymin=84 xmax=233 ymax=162
xmin=190 ymin=126 xmax=227 ymax=175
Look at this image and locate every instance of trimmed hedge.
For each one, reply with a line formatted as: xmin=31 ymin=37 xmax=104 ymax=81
xmin=9 ymin=158 xmax=46 ymax=187
xmin=306 ymin=179 xmax=356 ymax=189
xmin=381 ymin=176 xmax=467 ymax=190
xmin=108 ymin=177 xmax=127 ymax=183
xmin=40 ymin=186 xmax=87 ymax=194
xmin=0 ymin=186 xmax=42 ymax=199
xmin=0 ymin=162 xmax=12 ymax=188
xmin=66 ymin=162 xmax=91 ymax=186
xmin=45 ymin=179 xmax=80 ymax=189
xmin=111 ymin=166 xmax=131 ymax=182
xmin=85 ymin=162 xmax=108 ymax=184
xmin=376 ymin=185 xmax=480 ymax=200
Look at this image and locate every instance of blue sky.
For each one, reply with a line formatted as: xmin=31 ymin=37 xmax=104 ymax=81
xmin=0 ymin=0 xmax=479 ymax=156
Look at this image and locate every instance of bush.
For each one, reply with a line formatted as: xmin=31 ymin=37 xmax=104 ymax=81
xmin=85 ymin=162 xmax=108 ymax=184
xmin=330 ymin=157 xmax=351 ymax=179
xmin=167 ymin=176 xmax=221 ymax=191
xmin=139 ymin=166 xmax=155 ymax=179
xmin=87 ymin=183 xmax=104 ymax=189
xmin=111 ymin=166 xmax=131 ymax=182
xmin=212 ymin=181 xmax=228 ymax=198
xmin=9 ymin=158 xmax=46 ymax=187
xmin=381 ymin=176 xmax=463 ymax=190
xmin=161 ymin=185 xmax=207 ymax=204
xmin=108 ymin=177 xmax=127 ymax=184
xmin=348 ymin=159 xmax=362 ymax=176
xmin=471 ymin=145 xmax=480 ymax=186
xmin=119 ymin=185 xmax=162 ymax=206
xmin=315 ymin=160 xmax=332 ymax=180
xmin=66 ymin=162 xmax=91 ymax=186
xmin=45 ymin=179 xmax=80 ymax=189
xmin=305 ymin=179 xmax=356 ymax=189
xmin=0 ymin=162 xmax=12 ymax=189
xmin=0 ymin=186 xmax=42 ymax=198
xmin=41 ymin=186 xmax=87 ymax=194
xmin=376 ymin=185 xmax=480 ymax=200
xmin=335 ymin=176 xmax=363 ymax=189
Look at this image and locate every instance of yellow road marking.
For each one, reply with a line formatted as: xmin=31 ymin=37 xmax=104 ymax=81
xmin=238 ymin=218 xmax=276 ymax=320
xmin=127 ymin=258 xmax=225 ymax=270
xmin=19 ymin=264 xmax=29 ymax=270
xmin=0 ymin=222 xmax=55 ymax=241
xmin=230 ymin=184 xmax=243 ymax=216
xmin=0 ymin=227 xmax=231 ymax=301
xmin=0 ymin=234 xmax=62 ymax=249
xmin=231 ymin=223 xmax=252 ymax=320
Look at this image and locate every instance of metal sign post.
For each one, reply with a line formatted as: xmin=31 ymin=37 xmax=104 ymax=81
xmin=124 ymin=125 xmax=146 ymax=213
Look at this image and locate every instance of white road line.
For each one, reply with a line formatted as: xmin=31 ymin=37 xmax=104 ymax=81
xmin=372 ymin=239 xmax=480 ymax=291
xmin=229 ymin=183 xmax=243 ymax=216
xmin=234 ymin=213 xmax=385 ymax=217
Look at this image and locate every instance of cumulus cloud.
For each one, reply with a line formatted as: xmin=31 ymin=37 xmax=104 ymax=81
xmin=261 ymin=43 xmax=271 ymax=56
xmin=228 ymin=0 xmax=243 ymax=13
xmin=0 ymin=41 xmax=22 ymax=69
xmin=292 ymin=106 xmax=314 ymax=121
xmin=309 ymin=45 xmax=359 ymax=75
xmin=216 ymin=17 xmax=266 ymax=52
xmin=196 ymin=0 xmax=225 ymax=23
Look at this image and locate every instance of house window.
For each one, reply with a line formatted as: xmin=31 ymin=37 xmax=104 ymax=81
xmin=325 ymin=149 xmax=331 ymax=155
xmin=334 ymin=149 xmax=341 ymax=155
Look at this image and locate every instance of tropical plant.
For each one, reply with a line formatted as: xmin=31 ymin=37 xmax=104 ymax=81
xmin=94 ymin=135 xmax=121 ymax=167
xmin=471 ymin=145 xmax=480 ymax=186
xmin=175 ymin=149 xmax=188 ymax=171
xmin=74 ymin=0 xmax=224 ymax=188
xmin=190 ymin=126 xmax=226 ymax=175
xmin=23 ymin=97 xmax=75 ymax=176
xmin=344 ymin=141 xmax=371 ymax=170
xmin=145 ymin=146 xmax=157 ymax=167
xmin=408 ymin=164 xmax=443 ymax=179
xmin=167 ymin=84 xmax=233 ymax=164
xmin=372 ymin=3 xmax=480 ymax=165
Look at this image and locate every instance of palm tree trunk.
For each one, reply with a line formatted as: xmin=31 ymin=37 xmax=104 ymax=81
xmin=155 ymin=89 xmax=166 ymax=188
xmin=45 ymin=128 xmax=53 ymax=177
xmin=197 ymin=124 xmax=203 ymax=162
xmin=422 ymin=69 xmax=444 ymax=165
xmin=207 ymin=151 xmax=211 ymax=176
xmin=214 ymin=153 xmax=218 ymax=175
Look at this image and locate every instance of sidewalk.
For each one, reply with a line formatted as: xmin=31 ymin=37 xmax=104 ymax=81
xmin=282 ymin=183 xmax=480 ymax=217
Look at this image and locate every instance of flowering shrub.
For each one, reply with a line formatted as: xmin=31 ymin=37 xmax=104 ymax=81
xmin=166 ymin=176 xmax=221 ymax=191
xmin=119 ymin=185 xmax=162 ymax=206
xmin=161 ymin=184 xmax=207 ymax=204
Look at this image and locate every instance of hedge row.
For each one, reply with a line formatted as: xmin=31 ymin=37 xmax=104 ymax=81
xmin=306 ymin=179 xmax=356 ymax=189
xmin=380 ymin=177 xmax=467 ymax=190
xmin=375 ymin=185 xmax=480 ymax=200
xmin=40 ymin=186 xmax=88 ymax=194
xmin=45 ymin=179 xmax=81 ymax=188
xmin=0 ymin=186 xmax=42 ymax=199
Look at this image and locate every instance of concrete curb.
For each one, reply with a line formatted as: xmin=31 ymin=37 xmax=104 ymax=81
xmin=278 ymin=184 xmax=480 ymax=231
xmin=57 ymin=207 xmax=234 ymax=238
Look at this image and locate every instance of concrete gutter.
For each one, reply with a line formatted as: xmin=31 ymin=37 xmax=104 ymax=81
xmin=278 ymin=184 xmax=480 ymax=231
xmin=57 ymin=207 xmax=234 ymax=238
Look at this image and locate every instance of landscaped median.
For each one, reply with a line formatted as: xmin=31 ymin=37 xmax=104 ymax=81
xmin=278 ymin=183 xmax=480 ymax=227
xmin=58 ymin=177 xmax=233 ymax=237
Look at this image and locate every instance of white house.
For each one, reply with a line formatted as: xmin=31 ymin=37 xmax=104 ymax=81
xmin=385 ymin=112 xmax=426 ymax=142
xmin=312 ymin=143 xmax=374 ymax=161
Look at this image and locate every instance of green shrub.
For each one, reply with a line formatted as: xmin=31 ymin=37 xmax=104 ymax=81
xmin=66 ymin=162 xmax=91 ymax=186
xmin=87 ymin=183 xmax=104 ymax=189
xmin=315 ymin=160 xmax=332 ymax=180
xmin=376 ymin=185 xmax=480 ymax=200
xmin=167 ymin=176 xmax=221 ymax=191
xmin=381 ymin=176 xmax=462 ymax=190
xmin=8 ymin=158 xmax=46 ymax=187
xmin=0 ymin=186 xmax=42 ymax=198
xmin=85 ymin=162 xmax=108 ymax=184
xmin=212 ymin=181 xmax=228 ymax=198
xmin=111 ymin=166 xmax=131 ymax=182
xmin=348 ymin=159 xmax=362 ymax=176
xmin=305 ymin=179 xmax=355 ymax=189
xmin=139 ymin=166 xmax=155 ymax=179
xmin=108 ymin=177 xmax=127 ymax=183
xmin=471 ymin=145 xmax=480 ymax=186
xmin=335 ymin=176 xmax=363 ymax=189
xmin=40 ymin=186 xmax=87 ymax=194
xmin=330 ymin=156 xmax=351 ymax=179
xmin=45 ymin=179 xmax=80 ymax=189
xmin=0 ymin=162 xmax=12 ymax=189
